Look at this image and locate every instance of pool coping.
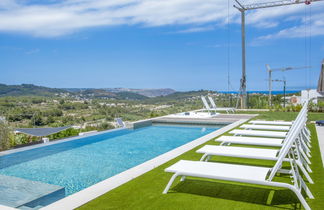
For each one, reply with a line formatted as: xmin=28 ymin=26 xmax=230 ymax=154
xmin=39 ymin=118 xmax=249 ymax=210
xmin=0 ymin=127 xmax=127 ymax=156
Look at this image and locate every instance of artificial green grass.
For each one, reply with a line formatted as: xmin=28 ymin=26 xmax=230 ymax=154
xmin=79 ymin=112 xmax=324 ymax=210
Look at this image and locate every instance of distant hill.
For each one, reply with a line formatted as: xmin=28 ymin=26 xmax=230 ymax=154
xmin=103 ymin=88 xmax=176 ymax=97
xmin=115 ymin=92 xmax=148 ymax=100
xmin=77 ymin=89 xmax=148 ymax=100
xmin=65 ymin=87 xmax=176 ymax=97
xmin=0 ymin=84 xmax=67 ymax=97
xmin=0 ymin=84 xmax=175 ymax=100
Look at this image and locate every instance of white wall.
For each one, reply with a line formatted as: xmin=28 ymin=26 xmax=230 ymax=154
xmin=301 ymin=89 xmax=323 ymax=104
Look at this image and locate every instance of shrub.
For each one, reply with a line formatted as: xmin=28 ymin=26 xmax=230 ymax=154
xmin=13 ymin=134 xmax=35 ymax=146
xmin=98 ymin=122 xmax=114 ymax=130
xmin=0 ymin=122 xmax=11 ymax=151
xmin=49 ymin=128 xmax=79 ymax=140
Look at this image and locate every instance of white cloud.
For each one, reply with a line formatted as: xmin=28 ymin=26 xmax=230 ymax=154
xmin=258 ymin=12 xmax=324 ymax=40
xmin=0 ymin=0 xmax=323 ymax=38
xmin=173 ymin=26 xmax=215 ymax=34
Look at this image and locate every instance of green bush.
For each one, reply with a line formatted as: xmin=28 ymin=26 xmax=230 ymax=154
xmin=0 ymin=122 xmax=11 ymax=151
xmin=13 ymin=134 xmax=36 ymax=146
xmin=49 ymin=128 xmax=79 ymax=140
xmin=98 ymin=122 xmax=114 ymax=130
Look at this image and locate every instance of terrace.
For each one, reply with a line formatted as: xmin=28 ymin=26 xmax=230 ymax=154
xmin=75 ymin=111 xmax=324 ymax=210
xmin=0 ymin=102 xmax=323 ymax=210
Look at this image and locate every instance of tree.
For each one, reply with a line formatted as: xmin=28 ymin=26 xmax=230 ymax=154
xmin=46 ymin=116 xmax=55 ymax=124
xmin=0 ymin=122 xmax=11 ymax=151
xmin=31 ymin=112 xmax=44 ymax=126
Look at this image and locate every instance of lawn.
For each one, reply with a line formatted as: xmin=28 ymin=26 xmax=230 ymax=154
xmin=79 ymin=111 xmax=324 ymax=210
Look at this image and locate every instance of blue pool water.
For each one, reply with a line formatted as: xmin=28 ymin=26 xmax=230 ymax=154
xmin=0 ymin=124 xmax=220 ymax=197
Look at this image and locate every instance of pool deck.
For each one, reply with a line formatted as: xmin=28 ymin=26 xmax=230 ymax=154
xmin=41 ymin=115 xmax=255 ymax=210
xmin=154 ymin=114 xmax=257 ymax=124
xmin=315 ymin=125 xmax=324 ymax=166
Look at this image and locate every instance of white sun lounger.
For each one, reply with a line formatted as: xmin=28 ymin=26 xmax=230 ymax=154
xmin=216 ymin=136 xmax=284 ymax=147
xmin=163 ymin=159 xmax=312 ymax=210
xmin=217 ymin=136 xmax=310 ymax=157
xmin=208 ymin=96 xmax=235 ymax=114
xmin=196 ymin=145 xmax=313 ymax=183
xmin=198 ymin=145 xmax=279 ymax=160
xmin=201 ymin=96 xmax=217 ymax=115
xmin=163 ymin=118 xmax=314 ymax=210
xmin=240 ymin=124 xmax=290 ymax=131
xmin=226 ymin=130 xmax=310 ymax=158
xmin=217 ymin=136 xmax=311 ymax=160
xmin=250 ymin=120 xmax=293 ymax=126
xmin=230 ymin=129 xmax=287 ymax=138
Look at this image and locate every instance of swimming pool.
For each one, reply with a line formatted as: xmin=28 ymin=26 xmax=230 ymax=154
xmin=0 ymin=123 xmax=221 ymax=208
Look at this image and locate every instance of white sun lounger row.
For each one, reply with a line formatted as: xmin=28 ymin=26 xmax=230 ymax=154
xmin=198 ymin=104 xmax=312 ymax=179
xmin=199 ymin=118 xmax=312 ymax=183
xmin=227 ymin=105 xmax=311 ymax=157
xmin=246 ymin=120 xmax=311 ymax=144
xmin=163 ymin=101 xmax=313 ymax=210
xmin=220 ymin=102 xmax=311 ymax=157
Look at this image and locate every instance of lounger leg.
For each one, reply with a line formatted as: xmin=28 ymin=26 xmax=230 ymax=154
xmin=273 ymin=182 xmax=311 ymax=210
xmin=299 ymin=147 xmax=311 ymax=164
xmin=180 ymin=176 xmax=186 ymax=182
xmin=300 ymin=178 xmax=315 ymax=199
xmin=220 ymin=141 xmax=230 ymax=146
xmin=304 ymin=162 xmax=313 ymax=174
xmin=300 ymin=140 xmax=311 ymax=158
xmin=206 ymin=155 xmax=211 ymax=162
xmin=296 ymin=161 xmax=314 ymax=184
xmin=302 ymin=129 xmax=311 ymax=145
xmin=163 ymin=174 xmax=179 ymax=194
xmin=200 ymin=154 xmax=208 ymax=161
xmin=304 ymin=128 xmax=311 ymax=138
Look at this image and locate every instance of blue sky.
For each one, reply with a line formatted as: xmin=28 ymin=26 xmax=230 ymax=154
xmin=0 ymin=0 xmax=324 ymax=91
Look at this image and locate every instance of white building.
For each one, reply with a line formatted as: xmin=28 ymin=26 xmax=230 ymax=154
xmin=301 ymin=89 xmax=323 ymax=104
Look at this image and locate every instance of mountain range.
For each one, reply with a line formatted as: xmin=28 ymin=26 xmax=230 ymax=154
xmin=0 ymin=84 xmax=176 ymax=99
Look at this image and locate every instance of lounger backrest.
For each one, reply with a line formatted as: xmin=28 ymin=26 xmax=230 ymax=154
xmin=268 ymin=102 xmax=308 ymax=181
xmin=277 ymin=109 xmax=307 ymax=157
xmin=208 ymin=96 xmax=217 ymax=109
xmin=201 ymin=96 xmax=211 ymax=110
xmin=276 ymin=102 xmax=308 ymax=157
xmin=115 ymin=118 xmax=126 ymax=128
xmin=268 ymin=117 xmax=304 ymax=180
